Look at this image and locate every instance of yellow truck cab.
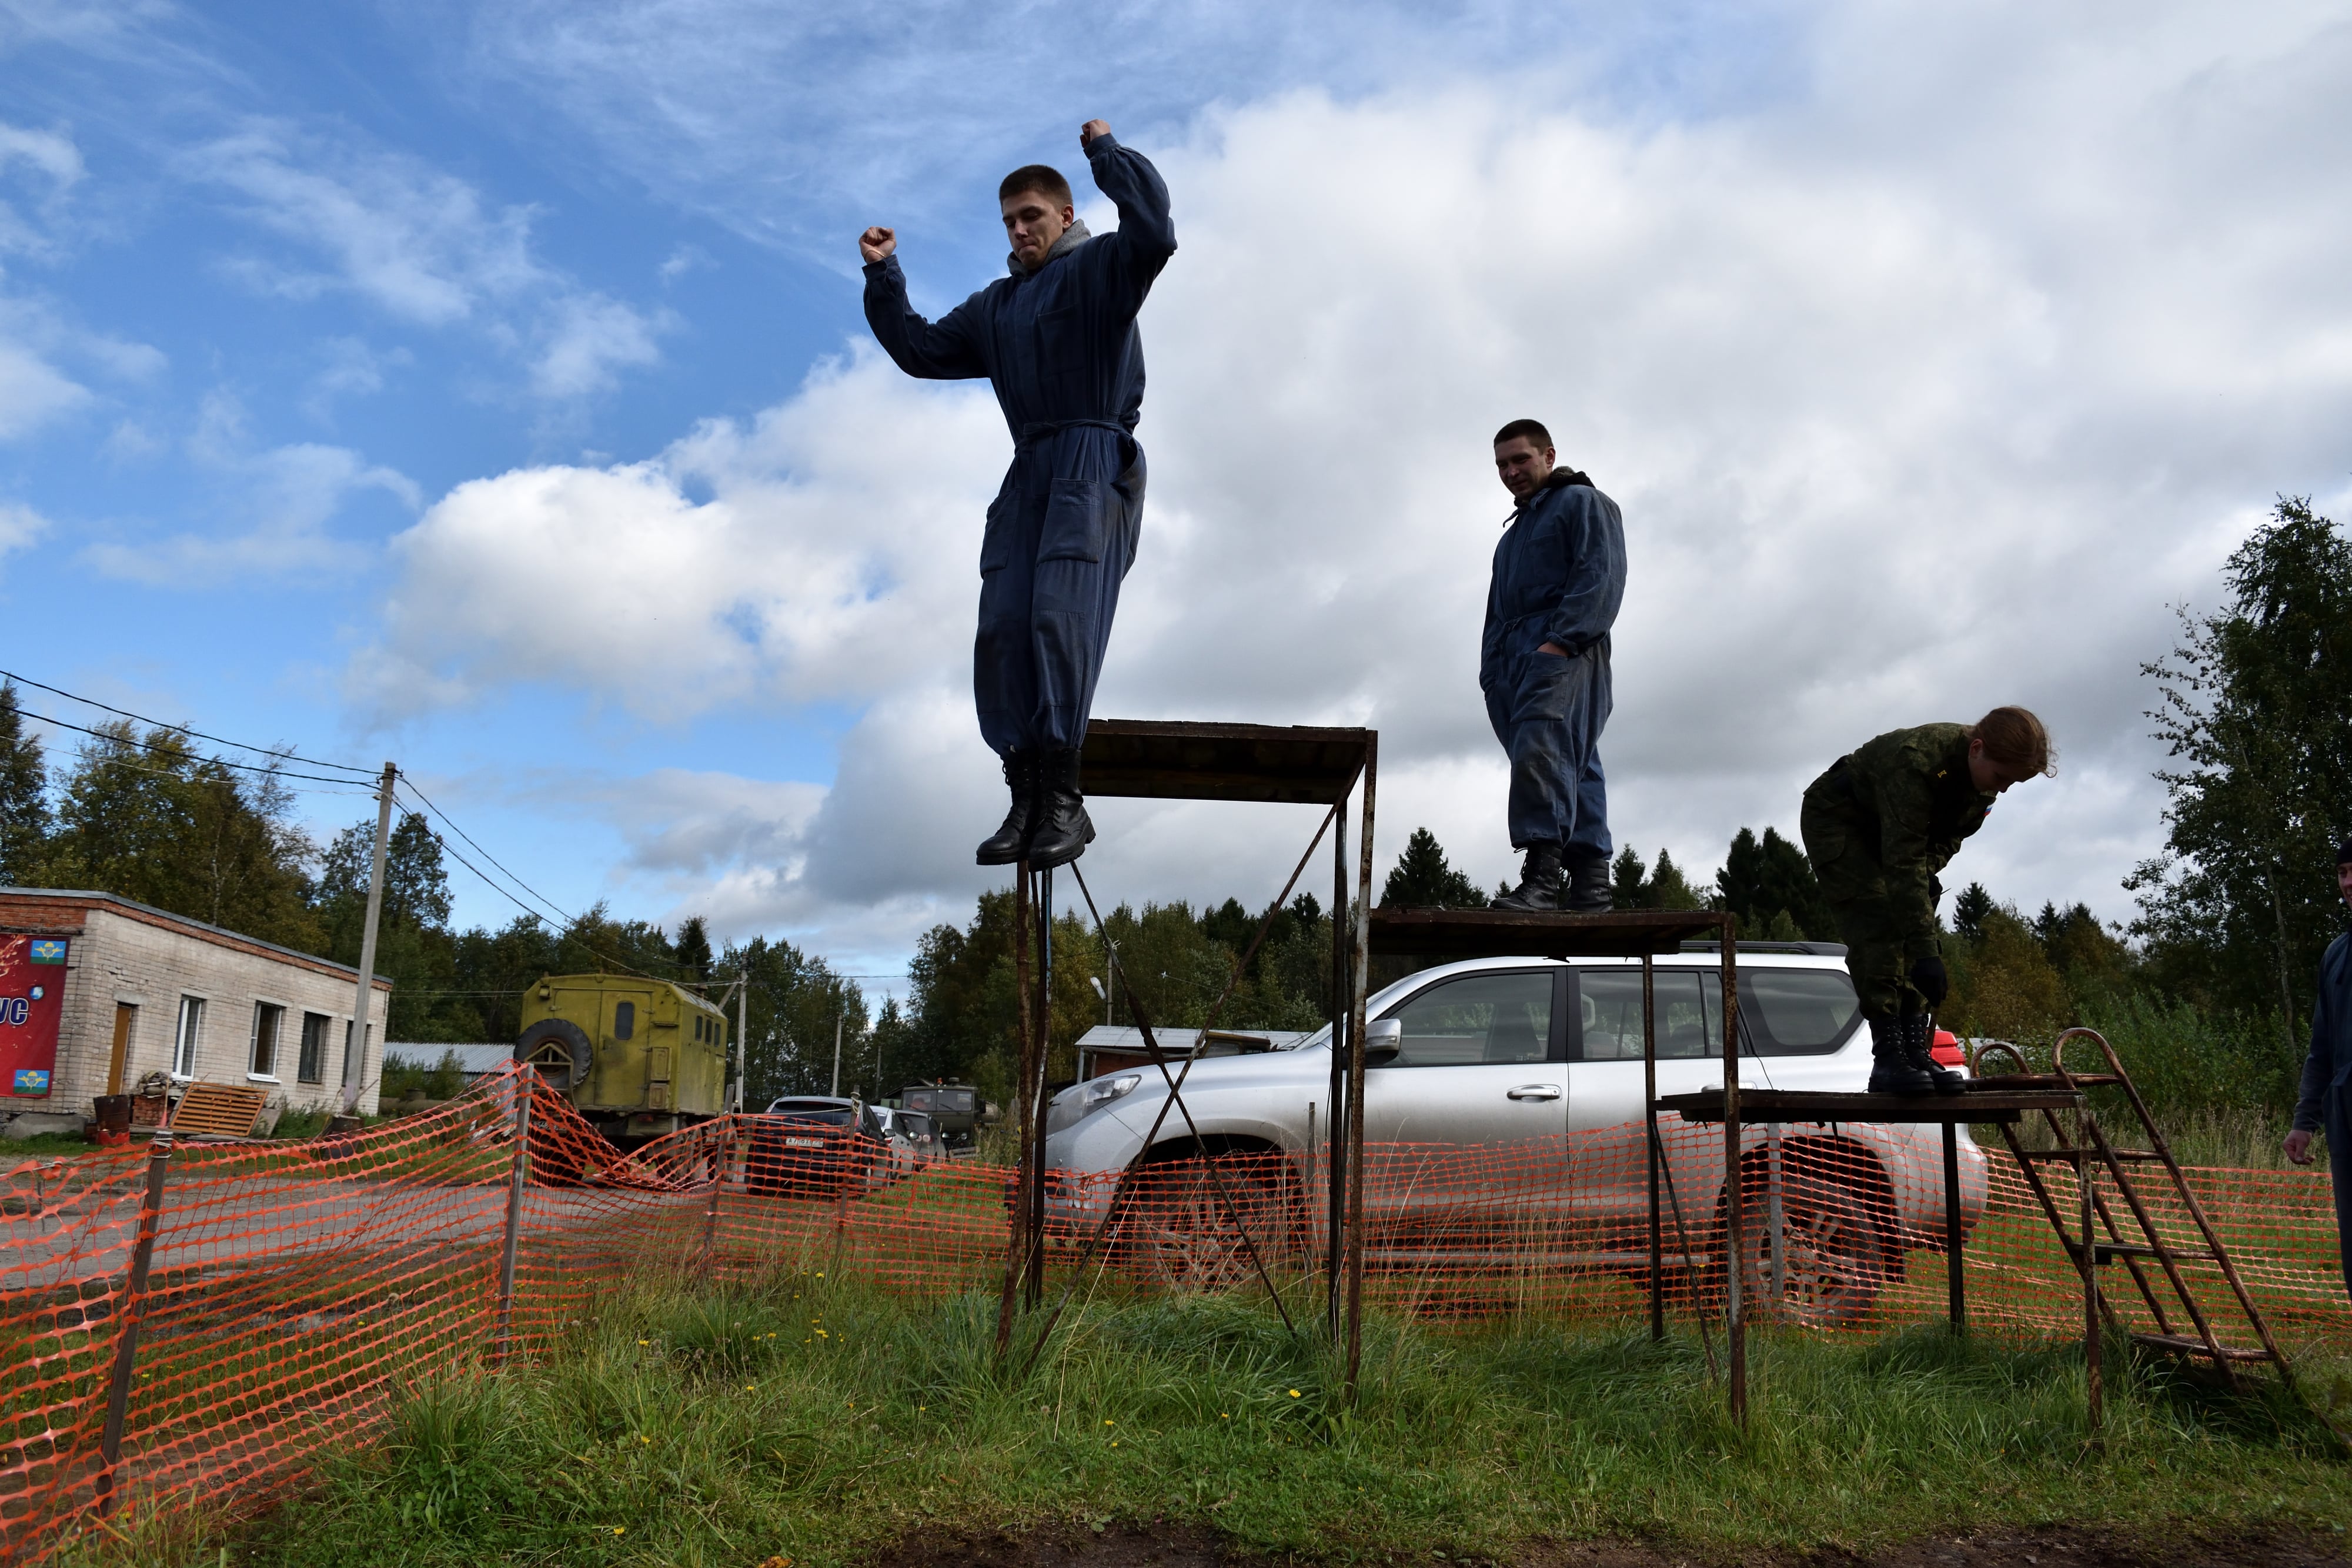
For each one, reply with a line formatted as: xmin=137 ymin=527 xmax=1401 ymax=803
xmin=514 ymin=972 xmax=729 ymax=1148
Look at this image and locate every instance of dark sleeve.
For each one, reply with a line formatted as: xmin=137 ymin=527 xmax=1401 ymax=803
xmin=1071 ymin=133 xmax=1176 ymax=317
xmin=1541 ymin=489 xmax=1627 ymax=654
xmin=2294 ymin=939 xmax=2344 ymax=1132
xmin=861 ymin=256 xmax=987 ymax=380
xmin=1865 ymin=754 xmax=1940 ymax=948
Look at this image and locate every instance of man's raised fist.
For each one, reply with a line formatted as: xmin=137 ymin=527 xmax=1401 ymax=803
xmin=858 ymin=226 xmax=896 ymax=263
xmin=1080 ymin=119 xmax=1111 ymax=148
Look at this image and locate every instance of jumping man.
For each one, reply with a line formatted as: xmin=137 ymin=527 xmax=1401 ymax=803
xmin=860 ymin=120 xmax=1176 ymax=868
xmin=1799 ymin=708 xmax=2054 ymax=1095
xmin=1482 ymin=420 xmax=1625 ymax=912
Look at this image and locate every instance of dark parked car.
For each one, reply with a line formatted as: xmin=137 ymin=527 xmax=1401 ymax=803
xmin=745 ymin=1096 xmax=891 ymax=1197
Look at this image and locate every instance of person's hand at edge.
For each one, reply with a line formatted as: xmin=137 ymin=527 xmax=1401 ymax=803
xmin=859 ymin=226 xmax=896 ymax=264
xmin=2286 ymin=1128 xmax=2316 ymax=1165
xmin=1081 ymin=119 xmax=1111 ymax=149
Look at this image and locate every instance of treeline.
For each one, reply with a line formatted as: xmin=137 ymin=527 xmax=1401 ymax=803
xmin=0 ymin=703 xmax=864 ymax=1107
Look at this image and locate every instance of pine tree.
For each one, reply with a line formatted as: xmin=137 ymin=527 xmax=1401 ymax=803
xmin=674 ymin=915 xmax=714 ymax=982
xmin=1713 ymin=826 xmax=1833 ymax=939
xmin=1381 ymin=827 xmax=1489 ymax=908
xmin=1952 ymin=881 xmax=1994 ymax=941
xmin=0 ymin=682 xmax=48 ymax=885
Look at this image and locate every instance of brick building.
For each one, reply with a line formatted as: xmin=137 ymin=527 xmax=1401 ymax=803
xmin=0 ymin=888 xmax=392 ymax=1134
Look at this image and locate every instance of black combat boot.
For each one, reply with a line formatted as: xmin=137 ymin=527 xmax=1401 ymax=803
xmin=975 ymin=750 xmax=1038 ymax=867
xmin=1493 ymin=842 xmax=1565 ymax=912
xmin=1026 ymin=747 xmax=1095 ymax=870
xmin=1865 ymin=1012 xmax=1932 ymax=1095
xmin=1563 ymin=849 xmax=1613 ymax=913
xmin=1905 ymin=1010 xmax=1966 ymax=1095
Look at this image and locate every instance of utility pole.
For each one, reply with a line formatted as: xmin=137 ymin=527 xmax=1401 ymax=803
xmin=342 ymin=762 xmax=396 ymax=1112
xmin=829 ymin=1011 xmax=843 ymax=1097
xmin=734 ymin=975 xmax=749 ymax=1112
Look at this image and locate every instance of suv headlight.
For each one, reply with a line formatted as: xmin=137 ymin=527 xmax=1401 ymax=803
xmin=1046 ymin=1073 xmax=1142 ymax=1135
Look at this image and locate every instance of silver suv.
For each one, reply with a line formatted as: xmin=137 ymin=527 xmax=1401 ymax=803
xmin=1043 ymin=945 xmax=1986 ymax=1325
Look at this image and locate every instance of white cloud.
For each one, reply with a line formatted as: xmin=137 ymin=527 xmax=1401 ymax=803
xmin=0 ymin=498 xmax=48 ymax=562
xmin=187 ymin=122 xmax=670 ymax=400
xmin=84 ymin=392 xmax=420 ymax=584
xmin=0 ymin=333 xmax=85 ymax=437
xmin=362 ymin=2 xmax=2352 ymax=954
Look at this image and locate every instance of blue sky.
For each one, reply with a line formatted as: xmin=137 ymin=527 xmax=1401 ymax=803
xmin=4 ymin=1 xmax=2350 ymax=988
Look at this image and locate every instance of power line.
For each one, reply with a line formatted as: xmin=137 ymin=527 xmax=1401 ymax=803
xmin=0 ymin=668 xmax=373 ymax=775
xmin=395 ymin=777 xmax=573 ymax=928
xmin=14 ymin=707 xmax=372 ymax=789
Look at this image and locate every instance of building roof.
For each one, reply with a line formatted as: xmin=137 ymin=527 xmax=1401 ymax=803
xmin=0 ymin=887 xmax=394 ymax=988
xmin=383 ymin=1043 xmax=513 ymax=1075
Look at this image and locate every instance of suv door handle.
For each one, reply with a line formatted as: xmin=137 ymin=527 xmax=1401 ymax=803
xmin=1506 ymin=1084 xmax=1562 ymax=1101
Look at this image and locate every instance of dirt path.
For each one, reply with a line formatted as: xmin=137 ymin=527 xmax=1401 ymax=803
xmin=864 ymin=1522 xmax=2352 ymax=1568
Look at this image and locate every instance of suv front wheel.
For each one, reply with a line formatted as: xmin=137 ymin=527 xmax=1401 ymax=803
xmin=1121 ymin=1152 xmax=1301 ymax=1292
xmin=1728 ymin=1167 xmax=1887 ymax=1328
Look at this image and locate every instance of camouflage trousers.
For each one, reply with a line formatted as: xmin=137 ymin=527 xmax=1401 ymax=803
xmin=1799 ymin=788 xmax=1939 ymax=1018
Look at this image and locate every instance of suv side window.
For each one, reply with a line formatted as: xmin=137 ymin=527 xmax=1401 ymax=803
xmin=1379 ymin=969 xmax=1558 ymax=1066
xmin=1573 ymin=967 xmax=1859 ymax=1059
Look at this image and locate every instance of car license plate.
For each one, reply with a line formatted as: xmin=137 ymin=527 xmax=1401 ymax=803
xmin=784 ymin=1137 xmax=823 ymax=1149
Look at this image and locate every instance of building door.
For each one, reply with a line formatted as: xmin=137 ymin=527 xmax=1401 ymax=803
xmin=107 ymin=1004 xmax=137 ymax=1095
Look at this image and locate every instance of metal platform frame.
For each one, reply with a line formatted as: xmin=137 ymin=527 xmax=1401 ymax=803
xmin=1662 ymin=1081 xmax=2088 ymax=1422
xmin=997 ymin=719 xmax=1379 ymax=1383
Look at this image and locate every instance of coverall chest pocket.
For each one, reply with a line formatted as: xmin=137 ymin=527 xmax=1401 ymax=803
xmin=1040 ymin=477 xmax=1107 ymax=563
xmin=978 ymin=492 xmax=1016 ymax=575
xmin=1033 ymin=304 xmax=1083 ymax=389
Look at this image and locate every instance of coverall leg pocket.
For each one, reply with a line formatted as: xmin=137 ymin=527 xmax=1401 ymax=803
xmin=1040 ymin=478 xmax=1107 ymax=563
xmin=1512 ymin=650 xmax=1576 ymax=725
xmin=979 ymin=490 xmax=1018 ymax=576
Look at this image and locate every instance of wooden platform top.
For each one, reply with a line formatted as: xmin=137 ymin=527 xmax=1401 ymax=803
xmin=1656 ymin=1084 xmax=2087 ymax=1125
xmin=1080 ymin=719 xmax=1372 ymax=804
xmin=1370 ymin=906 xmax=1733 ymax=958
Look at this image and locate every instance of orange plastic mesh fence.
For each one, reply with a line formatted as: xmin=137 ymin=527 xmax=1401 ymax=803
xmin=3 ymin=1064 xmax=2344 ymax=1557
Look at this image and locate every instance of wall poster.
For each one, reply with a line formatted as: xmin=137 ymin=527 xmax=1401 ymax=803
xmin=0 ymin=935 xmax=69 ymax=1099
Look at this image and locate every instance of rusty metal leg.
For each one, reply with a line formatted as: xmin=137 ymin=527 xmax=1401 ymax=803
xmin=1644 ymin=953 xmax=1661 ymax=1343
xmin=495 ymin=1074 xmax=534 ymax=1364
xmin=1945 ymin=1118 xmax=1964 ymax=1334
xmin=995 ymin=863 xmax=1034 ymax=1356
xmin=1344 ymin=738 xmax=1375 ymax=1396
xmin=1766 ymin=1122 xmax=1785 ymax=1315
xmin=96 ymin=1130 xmax=173 ymax=1515
xmin=1721 ymin=923 xmax=1744 ymax=1425
xmin=2080 ymin=1129 xmax=2102 ymax=1435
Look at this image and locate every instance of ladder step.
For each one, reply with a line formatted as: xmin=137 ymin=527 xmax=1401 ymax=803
xmin=2018 ymin=1146 xmax=2169 ymax=1164
xmin=2093 ymin=1240 xmax=2218 ymax=1263
xmin=2130 ymin=1331 xmax=2273 ymax=1363
xmin=2018 ymin=1148 xmax=2090 ymax=1161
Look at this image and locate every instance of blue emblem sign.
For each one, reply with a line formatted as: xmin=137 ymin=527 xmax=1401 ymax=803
xmin=27 ymin=941 xmax=64 ymax=964
xmin=12 ymin=1069 xmax=49 ymax=1095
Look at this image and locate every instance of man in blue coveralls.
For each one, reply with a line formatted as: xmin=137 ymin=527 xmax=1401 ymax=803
xmin=1481 ymin=420 xmax=1626 ymax=913
xmin=2284 ymin=836 xmax=2352 ymax=1297
xmin=860 ymin=119 xmax=1175 ymax=870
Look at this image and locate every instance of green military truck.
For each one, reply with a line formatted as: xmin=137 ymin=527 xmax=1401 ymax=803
xmin=514 ymin=973 xmax=730 ymax=1149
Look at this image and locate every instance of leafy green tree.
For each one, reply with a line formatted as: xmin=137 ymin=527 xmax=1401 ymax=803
xmin=2129 ymin=497 xmax=2352 ymax=1027
xmin=318 ymin=811 xmax=465 ymax=1040
xmin=1713 ymin=826 xmax=1832 ymax=939
xmin=45 ymin=720 xmax=320 ymax=951
xmin=712 ymin=934 xmax=866 ymax=1105
xmin=0 ymin=682 xmax=49 ymax=886
xmin=1381 ymin=827 xmax=1488 ymax=908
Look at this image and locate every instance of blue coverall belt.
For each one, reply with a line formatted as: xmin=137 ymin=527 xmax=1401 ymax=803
xmin=1017 ymin=419 xmax=1132 ymax=446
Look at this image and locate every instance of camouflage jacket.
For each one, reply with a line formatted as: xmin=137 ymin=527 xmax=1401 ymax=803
xmin=1808 ymin=723 xmax=1997 ymax=942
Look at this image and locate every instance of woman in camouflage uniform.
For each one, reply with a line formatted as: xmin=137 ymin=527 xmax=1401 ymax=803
xmin=1799 ymin=708 xmax=2053 ymax=1095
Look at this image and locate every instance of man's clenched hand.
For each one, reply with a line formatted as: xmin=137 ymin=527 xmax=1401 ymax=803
xmin=858 ymin=226 xmax=896 ymax=264
xmin=1080 ymin=119 xmax=1111 ymax=148
xmin=2286 ymin=1128 xmax=2316 ymax=1165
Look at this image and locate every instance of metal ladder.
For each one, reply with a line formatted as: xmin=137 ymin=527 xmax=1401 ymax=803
xmin=1975 ymin=1027 xmax=2295 ymax=1408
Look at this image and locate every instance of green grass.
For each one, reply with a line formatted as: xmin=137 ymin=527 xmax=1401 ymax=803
xmin=44 ymin=1266 xmax=2352 ymax=1567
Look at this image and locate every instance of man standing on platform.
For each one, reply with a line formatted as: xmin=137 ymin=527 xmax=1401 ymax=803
xmin=860 ymin=119 xmax=1175 ymax=870
xmin=2284 ymin=837 xmax=2352 ymax=1298
xmin=1482 ymin=420 xmax=1625 ymax=912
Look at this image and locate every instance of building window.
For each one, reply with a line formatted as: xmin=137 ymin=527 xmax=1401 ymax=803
xmin=341 ymin=1020 xmax=369 ymax=1088
xmin=249 ymin=1002 xmax=285 ymax=1079
xmin=172 ymin=997 xmax=205 ymax=1078
xmin=298 ymin=1012 xmax=330 ymax=1085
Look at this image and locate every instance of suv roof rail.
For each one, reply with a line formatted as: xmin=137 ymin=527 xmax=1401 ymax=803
xmin=1676 ymin=939 xmax=1849 ymax=957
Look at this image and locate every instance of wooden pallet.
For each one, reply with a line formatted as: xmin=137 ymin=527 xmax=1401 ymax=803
xmin=171 ymin=1081 xmax=269 ymax=1138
